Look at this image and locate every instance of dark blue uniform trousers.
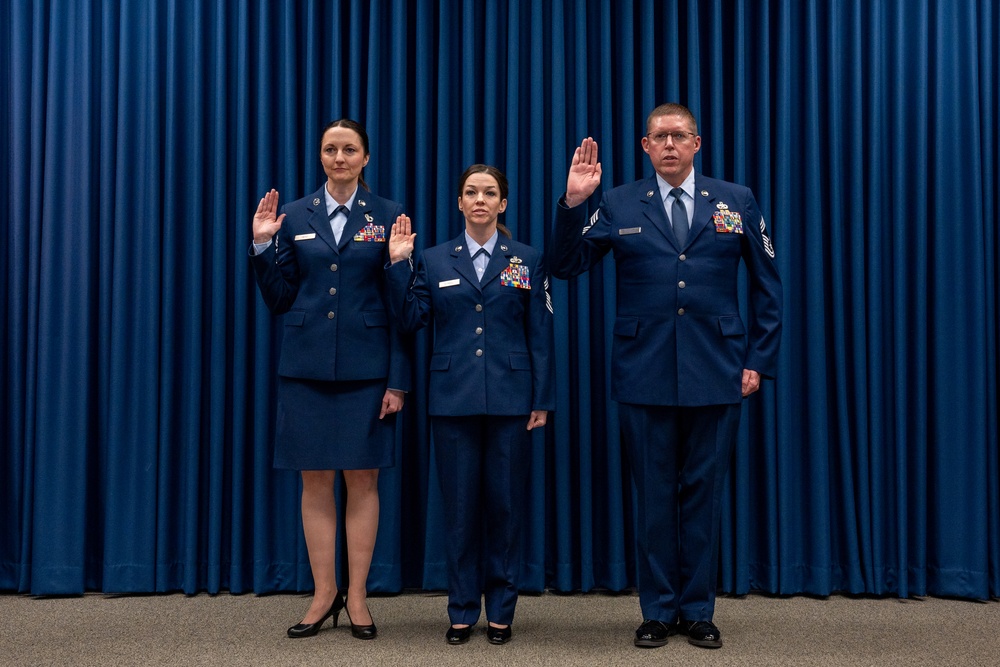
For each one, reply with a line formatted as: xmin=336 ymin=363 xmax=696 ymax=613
xmin=619 ymin=403 xmax=742 ymax=623
xmin=431 ymin=415 xmax=530 ymax=626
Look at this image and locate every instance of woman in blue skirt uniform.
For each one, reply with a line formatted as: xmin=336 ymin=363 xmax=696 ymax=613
xmin=386 ymin=165 xmax=554 ymax=645
xmin=249 ymin=119 xmax=411 ymax=640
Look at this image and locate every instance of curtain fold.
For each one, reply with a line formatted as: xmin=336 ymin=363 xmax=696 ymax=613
xmin=3 ymin=0 xmax=998 ymax=600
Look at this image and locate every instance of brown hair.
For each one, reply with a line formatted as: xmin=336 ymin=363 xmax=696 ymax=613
xmin=646 ymin=103 xmax=699 ymax=135
xmin=457 ymin=164 xmax=512 ymax=238
xmin=319 ymin=118 xmax=371 ymax=191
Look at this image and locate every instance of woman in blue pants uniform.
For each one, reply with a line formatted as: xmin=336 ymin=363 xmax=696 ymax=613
xmin=249 ymin=119 xmax=411 ymax=640
xmin=386 ymin=165 xmax=555 ymax=645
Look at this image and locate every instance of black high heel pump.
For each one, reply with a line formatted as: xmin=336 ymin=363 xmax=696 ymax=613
xmin=287 ymin=590 xmax=346 ymax=638
xmin=344 ymin=598 xmax=378 ymax=640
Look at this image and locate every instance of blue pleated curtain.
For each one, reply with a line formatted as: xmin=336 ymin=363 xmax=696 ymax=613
xmin=2 ymin=0 xmax=998 ymax=599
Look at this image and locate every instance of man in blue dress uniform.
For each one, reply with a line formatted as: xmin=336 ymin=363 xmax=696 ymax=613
xmin=550 ymin=103 xmax=782 ymax=649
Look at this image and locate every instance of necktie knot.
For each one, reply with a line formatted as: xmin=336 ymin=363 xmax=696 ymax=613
xmin=472 ymin=248 xmax=490 ymax=260
xmin=329 ymin=205 xmax=349 ymax=220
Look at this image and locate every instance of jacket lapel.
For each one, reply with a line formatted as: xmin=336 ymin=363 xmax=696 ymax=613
xmin=338 ymin=193 xmax=374 ymax=251
xmin=306 ymin=187 xmax=339 ymax=253
xmin=639 ymin=176 xmax=680 ymax=251
xmin=689 ymin=175 xmax=716 ymax=246
xmin=479 ymin=239 xmax=511 ymax=288
xmin=448 ymin=235 xmax=482 ymax=290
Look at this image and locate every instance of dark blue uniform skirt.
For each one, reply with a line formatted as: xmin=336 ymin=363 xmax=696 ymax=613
xmin=273 ymin=377 xmax=395 ymax=470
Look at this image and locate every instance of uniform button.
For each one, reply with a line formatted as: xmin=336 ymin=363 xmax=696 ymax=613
xmin=475 ymin=349 xmax=483 ymax=357
xmin=327 ymin=311 xmax=335 ymax=319
xmin=330 ymin=263 xmax=339 ymax=271
xmin=677 ymin=308 xmax=685 ymax=315
xmin=678 ymin=281 xmax=686 ymax=289
xmin=329 ymin=287 xmax=337 ymax=295
xmin=475 ymin=304 xmax=483 ymax=312
xmin=475 ymin=327 xmax=483 ymax=335
xmin=679 ymin=254 xmax=687 ymax=261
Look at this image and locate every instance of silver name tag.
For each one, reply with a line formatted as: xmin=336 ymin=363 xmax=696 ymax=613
xmin=618 ymin=227 xmax=642 ymax=235
xmin=438 ymin=278 xmax=461 ymax=288
xmin=293 ymin=233 xmax=317 ymax=241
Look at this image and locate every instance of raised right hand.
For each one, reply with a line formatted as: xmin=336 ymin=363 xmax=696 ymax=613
xmin=565 ymin=137 xmax=602 ymax=208
xmin=388 ymin=214 xmax=416 ymax=264
xmin=252 ymin=189 xmax=285 ymax=243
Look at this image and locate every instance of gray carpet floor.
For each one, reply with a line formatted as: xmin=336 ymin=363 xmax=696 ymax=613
xmin=1 ymin=591 xmax=997 ymax=666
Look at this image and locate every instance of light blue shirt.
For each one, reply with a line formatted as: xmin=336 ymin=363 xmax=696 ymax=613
xmin=465 ymin=230 xmax=499 ymax=282
xmin=324 ymin=185 xmax=359 ymax=244
xmin=656 ymin=170 xmax=695 ymax=232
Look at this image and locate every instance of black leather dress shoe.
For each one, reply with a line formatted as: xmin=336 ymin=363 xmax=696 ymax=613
xmin=679 ymin=620 xmax=723 ymax=648
xmin=633 ymin=619 xmax=676 ymax=648
xmin=287 ymin=591 xmax=346 ymax=638
xmin=445 ymin=625 xmax=473 ymax=645
xmin=345 ymin=598 xmax=377 ymax=640
xmin=486 ymin=625 xmax=512 ymax=645
xmin=349 ymin=621 xmax=377 ymax=640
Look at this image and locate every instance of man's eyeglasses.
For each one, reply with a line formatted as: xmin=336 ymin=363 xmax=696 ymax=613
xmin=646 ymin=131 xmax=695 ymax=145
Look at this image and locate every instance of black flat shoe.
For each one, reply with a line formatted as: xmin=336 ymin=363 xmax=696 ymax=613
xmin=678 ymin=620 xmax=723 ymax=648
xmin=633 ymin=619 xmax=676 ymax=648
xmin=287 ymin=590 xmax=346 ymax=638
xmin=345 ymin=599 xmax=378 ymax=640
xmin=445 ymin=625 xmax=473 ymax=645
xmin=486 ymin=625 xmax=511 ymax=645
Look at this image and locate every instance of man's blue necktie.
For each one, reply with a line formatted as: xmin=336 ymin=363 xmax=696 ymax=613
xmin=671 ymin=188 xmax=688 ymax=247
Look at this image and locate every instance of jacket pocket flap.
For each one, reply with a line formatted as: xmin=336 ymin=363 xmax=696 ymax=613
xmin=284 ymin=310 xmax=305 ymax=326
xmin=429 ymin=354 xmax=451 ymax=371
xmin=508 ymin=352 xmax=532 ymax=370
xmin=613 ymin=317 xmax=639 ymax=337
xmin=718 ymin=316 xmax=746 ymax=336
xmin=363 ymin=310 xmax=388 ymax=327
